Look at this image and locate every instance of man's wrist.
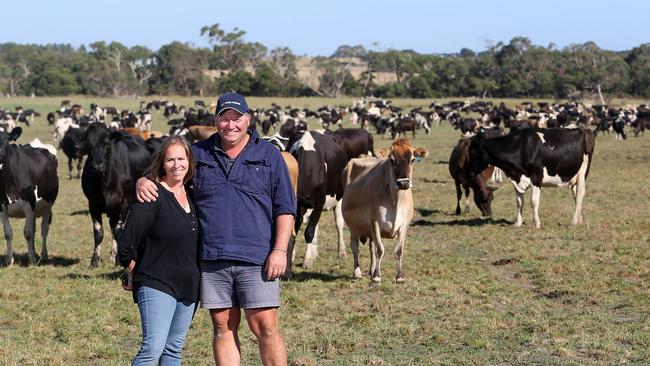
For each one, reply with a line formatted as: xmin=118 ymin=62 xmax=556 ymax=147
xmin=272 ymin=248 xmax=287 ymax=253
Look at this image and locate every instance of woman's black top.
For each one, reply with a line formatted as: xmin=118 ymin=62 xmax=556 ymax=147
xmin=118 ymin=182 xmax=200 ymax=303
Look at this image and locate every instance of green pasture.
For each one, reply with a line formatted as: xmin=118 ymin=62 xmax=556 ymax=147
xmin=0 ymin=96 xmax=648 ymax=365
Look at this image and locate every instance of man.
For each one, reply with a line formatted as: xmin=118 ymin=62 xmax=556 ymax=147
xmin=137 ymin=93 xmax=295 ymax=366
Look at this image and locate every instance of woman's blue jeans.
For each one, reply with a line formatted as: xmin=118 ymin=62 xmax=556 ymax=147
xmin=132 ymin=286 xmax=197 ymax=366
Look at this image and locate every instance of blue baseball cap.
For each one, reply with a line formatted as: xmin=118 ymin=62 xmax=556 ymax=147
xmin=215 ymin=92 xmax=249 ymax=116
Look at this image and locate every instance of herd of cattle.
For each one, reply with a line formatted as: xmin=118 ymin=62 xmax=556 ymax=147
xmin=0 ymin=97 xmax=647 ymax=282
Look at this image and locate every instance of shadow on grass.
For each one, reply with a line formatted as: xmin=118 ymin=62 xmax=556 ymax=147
xmin=61 ymin=269 xmax=123 ymax=281
xmin=415 ymin=208 xmax=442 ymax=217
xmin=97 ymin=269 xmax=124 ymax=281
xmin=285 ymin=270 xmax=346 ymax=283
xmin=411 ymin=218 xmax=511 ymax=227
xmin=0 ymin=254 xmax=79 ymax=267
xmin=69 ymin=210 xmax=90 ymax=216
xmin=420 ymin=178 xmax=448 ymax=184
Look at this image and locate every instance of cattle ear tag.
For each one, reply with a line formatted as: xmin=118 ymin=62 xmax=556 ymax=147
xmin=415 ymin=156 xmax=422 ymax=162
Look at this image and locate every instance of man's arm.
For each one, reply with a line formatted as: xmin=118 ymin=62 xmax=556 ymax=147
xmin=135 ymin=176 xmax=159 ymax=203
xmin=264 ymin=214 xmax=294 ymax=279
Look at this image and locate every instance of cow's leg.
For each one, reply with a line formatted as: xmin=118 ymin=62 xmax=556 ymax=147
xmin=67 ymin=157 xmax=73 ymax=179
xmin=350 ymin=233 xmax=362 ymax=279
xmin=0 ymin=207 xmax=14 ymax=266
xmin=76 ymin=158 xmax=83 ymax=179
xmin=108 ymin=215 xmax=121 ymax=265
xmin=463 ymin=186 xmax=471 ymax=214
xmin=23 ymin=207 xmax=37 ymax=265
xmin=571 ymin=179 xmax=587 ymax=226
xmin=333 ymin=200 xmax=346 ymax=258
xmin=368 ymin=234 xmax=376 ymax=278
xmin=394 ymin=227 xmax=408 ymax=283
xmin=514 ymin=190 xmax=525 ymax=227
xmin=39 ymin=208 xmax=52 ymax=263
xmin=303 ymin=223 xmax=319 ymax=268
xmin=370 ymin=221 xmax=384 ymax=283
xmin=454 ymin=182 xmax=462 ymax=215
xmin=531 ymin=185 xmax=542 ymax=229
xmin=90 ymin=209 xmax=104 ymax=267
xmin=303 ymin=200 xmax=324 ymax=269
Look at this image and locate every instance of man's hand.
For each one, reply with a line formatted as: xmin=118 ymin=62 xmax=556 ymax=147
xmin=265 ymin=249 xmax=287 ymax=280
xmin=136 ymin=177 xmax=158 ymax=203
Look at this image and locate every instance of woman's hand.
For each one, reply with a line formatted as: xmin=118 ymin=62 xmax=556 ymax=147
xmin=121 ymin=270 xmax=133 ymax=291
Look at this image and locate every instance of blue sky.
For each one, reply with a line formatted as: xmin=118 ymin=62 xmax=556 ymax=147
xmin=3 ymin=0 xmax=648 ymax=55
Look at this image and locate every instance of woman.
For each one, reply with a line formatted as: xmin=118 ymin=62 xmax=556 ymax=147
xmin=118 ymin=136 xmax=200 ymax=366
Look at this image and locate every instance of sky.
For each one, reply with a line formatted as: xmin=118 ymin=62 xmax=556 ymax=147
xmin=3 ymin=0 xmax=648 ymax=56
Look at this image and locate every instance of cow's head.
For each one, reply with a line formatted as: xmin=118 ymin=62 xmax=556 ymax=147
xmin=0 ymin=127 xmax=21 ymax=164
xmin=388 ymin=139 xmax=428 ymax=190
xmin=82 ymin=124 xmax=111 ymax=172
xmin=472 ymin=176 xmax=496 ymax=218
xmin=458 ymin=138 xmax=495 ymax=217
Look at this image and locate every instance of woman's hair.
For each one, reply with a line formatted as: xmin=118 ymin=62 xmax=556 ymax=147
xmin=144 ymin=136 xmax=195 ymax=185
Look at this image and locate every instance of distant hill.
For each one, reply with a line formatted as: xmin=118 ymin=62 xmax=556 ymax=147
xmin=204 ymin=57 xmax=398 ymax=89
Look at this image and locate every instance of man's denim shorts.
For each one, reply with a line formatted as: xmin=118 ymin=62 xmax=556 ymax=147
xmin=200 ymin=260 xmax=281 ymax=309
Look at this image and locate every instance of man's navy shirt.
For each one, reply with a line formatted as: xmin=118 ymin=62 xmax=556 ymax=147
xmin=191 ymin=129 xmax=296 ymax=265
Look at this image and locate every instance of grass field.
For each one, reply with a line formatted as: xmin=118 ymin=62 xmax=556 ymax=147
xmin=0 ymin=96 xmax=649 ymax=365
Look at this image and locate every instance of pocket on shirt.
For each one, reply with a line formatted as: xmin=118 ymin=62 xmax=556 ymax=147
xmin=241 ymin=160 xmax=271 ymax=194
xmin=195 ymin=159 xmax=223 ymax=193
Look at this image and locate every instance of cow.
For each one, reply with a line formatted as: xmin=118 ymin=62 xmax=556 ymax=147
xmin=466 ymin=128 xmax=595 ymax=228
xmin=290 ymin=130 xmax=348 ymax=269
xmin=59 ymin=127 xmax=85 ymax=179
xmin=449 ymin=138 xmax=497 ymax=217
xmin=633 ymin=118 xmax=650 ymax=137
xmin=79 ymin=124 xmax=153 ymax=266
xmin=46 ymin=112 xmax=56 ymax=125
xmin=391 ymin=117 xmax=417 ymax=139
xmin=341 ymin=139 xmax=427 ymax=283
xmin=0 ymin=127 xmax=59 ymax=265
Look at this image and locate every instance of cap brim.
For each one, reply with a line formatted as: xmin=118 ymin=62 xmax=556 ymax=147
xmin=216 ymin=107 xmax=247 ymax=116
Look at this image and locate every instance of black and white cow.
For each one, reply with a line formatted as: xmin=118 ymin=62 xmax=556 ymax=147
xmin=466 ymin=128 xmax=595 ymax=228
xmin=60 ymin=127 xmax=85 ymax=179
xmin=290 ymin=131 xmax=348 ymax=268
xmin=0 ymin=127 xmax=59 ymax=265
xmin=79 ymin=124 xmax=152 ymax=266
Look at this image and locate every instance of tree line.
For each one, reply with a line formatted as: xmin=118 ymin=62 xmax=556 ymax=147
xmin=1 ymin=24 xmax=649 ymax=99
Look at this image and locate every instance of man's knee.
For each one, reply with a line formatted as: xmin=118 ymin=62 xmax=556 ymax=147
xmin=210 ymin=308 xmax=240 ymax=334
xmin=254 ymin=323 xmax=280 ymax=339
xmin=246 ymin=310 xmax=280 ymax=339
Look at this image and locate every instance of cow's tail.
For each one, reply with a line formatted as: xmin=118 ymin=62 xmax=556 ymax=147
xmin=583 ymin=128 xmax=596 ymax=180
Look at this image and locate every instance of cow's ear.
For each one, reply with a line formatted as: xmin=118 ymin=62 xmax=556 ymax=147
xmin=414 ymin=147 xmax=429 ymax=160
xmin=9 ymin=127 xmax=22 ymax=141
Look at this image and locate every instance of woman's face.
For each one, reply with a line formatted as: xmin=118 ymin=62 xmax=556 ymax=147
xmin=163 ymin=143 xmax=189 ymax=183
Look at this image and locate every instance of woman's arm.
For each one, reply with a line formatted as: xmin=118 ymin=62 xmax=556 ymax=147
xmin=117 ymin=201 xmax=157 ymax=270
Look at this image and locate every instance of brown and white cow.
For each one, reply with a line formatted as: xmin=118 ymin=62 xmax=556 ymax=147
xmin=341 ymin=139 xmax=427 ymax=283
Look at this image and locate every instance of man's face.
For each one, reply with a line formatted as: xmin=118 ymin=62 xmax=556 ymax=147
xmin=217 ymin=110 xmax=250 ymax=148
